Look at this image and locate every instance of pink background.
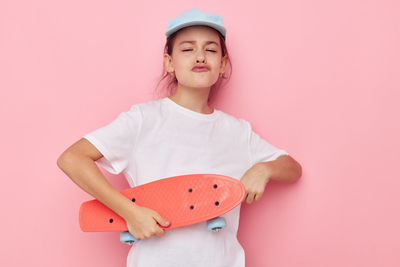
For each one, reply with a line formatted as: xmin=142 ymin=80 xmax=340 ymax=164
xmin=1 ymin=0 xmax=399 ymax=266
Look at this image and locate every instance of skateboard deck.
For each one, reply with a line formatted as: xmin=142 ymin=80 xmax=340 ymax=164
xmin=79 ymin=174 xmax=245 ymax=232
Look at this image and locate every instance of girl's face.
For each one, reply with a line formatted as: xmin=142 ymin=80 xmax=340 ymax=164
xmin=164 ymin=25 xmax=227 ymax=89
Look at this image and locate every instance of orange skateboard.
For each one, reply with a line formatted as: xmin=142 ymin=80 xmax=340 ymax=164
xmin=79 ymin=174 xmax=245 ymax=244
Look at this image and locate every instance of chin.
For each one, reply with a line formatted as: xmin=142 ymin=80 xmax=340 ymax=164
xmin=178 ymin=76 xmax=218 ymax=88
xmin=180 ymin=79 xmax=213 ymax=88
xmin=188 ymin=82 xmax=214 ymax=89
xmin=191 ymin=78 xmax=219 ymax=88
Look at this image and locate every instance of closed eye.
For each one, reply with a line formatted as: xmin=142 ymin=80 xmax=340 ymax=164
xmin=182 ymin=49 xmax=217 ymax=53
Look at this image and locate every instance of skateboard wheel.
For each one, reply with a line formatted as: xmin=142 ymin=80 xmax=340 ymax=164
xmin=207 ymin=217 xmax=226 ymax=232
xmin=120 ymin=231 xmax=141 ymax=244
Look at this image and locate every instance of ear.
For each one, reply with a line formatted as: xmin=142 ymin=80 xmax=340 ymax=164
xmin=164 ymin=53 xmax=174 ymax=73
xmin=219 ymin=55 xmax=228 ymax=75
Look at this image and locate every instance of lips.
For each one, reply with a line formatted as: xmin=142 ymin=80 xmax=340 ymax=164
xmin=192 ymin=65 xmax=210 ymax=72
xmin=192 ymin=67 xmax=209 ymax=72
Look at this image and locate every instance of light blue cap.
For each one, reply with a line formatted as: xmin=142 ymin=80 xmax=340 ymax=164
xmin=165 ymin=8 xmax=226 ymax=40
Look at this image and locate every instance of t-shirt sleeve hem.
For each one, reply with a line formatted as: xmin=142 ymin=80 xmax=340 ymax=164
xmin=245 ymin=120 xmax=290 ymax=165
xmin=82 ymin=134 xmax=123 ymax=174
xmin=269 ymin=150 xmax=290 ymax=161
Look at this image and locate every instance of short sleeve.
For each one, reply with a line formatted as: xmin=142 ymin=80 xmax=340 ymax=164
xmin=246 ymin=121 xmax=289 ymax=165
xmin=82 ymin=105 xmax=142 ymax=174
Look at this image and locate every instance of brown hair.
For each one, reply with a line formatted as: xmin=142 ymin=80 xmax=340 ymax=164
xmin=153 ymin=26 xmax=232 ymax=106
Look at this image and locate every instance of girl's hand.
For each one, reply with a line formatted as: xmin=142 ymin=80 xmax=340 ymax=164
xmin=240 ymin=162 xmax=272 ymax=204
xmin=123 ymin=204 xmax=170 ymax=240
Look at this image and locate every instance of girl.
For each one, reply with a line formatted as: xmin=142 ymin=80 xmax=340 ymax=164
xmin=57 ymin=7 xmax=302 ymax=267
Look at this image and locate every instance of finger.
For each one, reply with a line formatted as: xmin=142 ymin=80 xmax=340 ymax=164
xmin=155 ymin=228 xmax=166 ymax=237
xmin=153 ymin=213 xmax=170 ymax=227
xmin=246 ymin=193 xmax=255 ymax=204
xmin=243 ymin=193 xmax=249 ymax=203
xmin=128 ymin=231 xmax=140 ymax=240
xmin=254 ymin=193 xmax=262 ymax=201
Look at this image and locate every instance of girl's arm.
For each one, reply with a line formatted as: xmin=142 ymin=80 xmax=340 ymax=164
xmin=258 ymin=155 xmax=302 ymax=183
xmin=57 ymin=138 xmax=169 ymax=239
xmin=57 ymin=138 xmax=136 ymax=219
xmin=240 ymin=155 xmax=302 ymax=204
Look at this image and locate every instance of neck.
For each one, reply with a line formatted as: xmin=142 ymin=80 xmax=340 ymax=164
xmin=169 ymin=83 xmax=214 ymax=114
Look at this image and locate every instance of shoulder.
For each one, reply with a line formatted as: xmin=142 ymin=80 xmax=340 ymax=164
xmin=216 ymin=109 xmax=251 ymax=132
xmin=125 ymin=98 xmax=164 ymax=117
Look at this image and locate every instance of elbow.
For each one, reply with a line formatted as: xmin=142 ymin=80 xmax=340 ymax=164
xmin=57 ymin=152 xmax=67 ymax=171
xmin=297 ymin=163 xmax=303 ymax=181
xmin=286 ymin=156 xmax=302 ymax=183
xmin=57 ymin=151 xmax=75 ymax=171
xmin=292 ymin=161 xmax=302 ymax=182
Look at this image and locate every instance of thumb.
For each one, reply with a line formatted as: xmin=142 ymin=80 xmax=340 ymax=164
xmin=153 ymin=212 xmax=170 ymax=227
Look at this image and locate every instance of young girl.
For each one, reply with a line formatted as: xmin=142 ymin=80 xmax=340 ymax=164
xmin=57 ymin=8 xmax=302 ymax=267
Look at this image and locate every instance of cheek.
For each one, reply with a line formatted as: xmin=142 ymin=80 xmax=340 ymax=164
xmin=172 ymin=56 xmax=189 ymax=70
xmin=209 ymin=54 xmax=222 ymax=66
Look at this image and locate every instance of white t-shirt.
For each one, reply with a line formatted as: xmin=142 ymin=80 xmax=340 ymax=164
xmin=83 ymin=97 xmax=289 ymax=267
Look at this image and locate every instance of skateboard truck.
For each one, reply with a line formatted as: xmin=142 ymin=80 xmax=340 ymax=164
xmin=120 ymin=216 xmax=227 ymax=244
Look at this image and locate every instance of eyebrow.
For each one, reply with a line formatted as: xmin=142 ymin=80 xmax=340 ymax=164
xmin=178 ymin=40 xmax=219 ymax=46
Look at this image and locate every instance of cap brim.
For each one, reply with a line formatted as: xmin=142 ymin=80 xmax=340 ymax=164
xmin=166 ymin=21 xmax=226 ymax=39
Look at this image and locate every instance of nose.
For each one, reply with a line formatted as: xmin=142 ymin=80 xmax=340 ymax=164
xmin=196 ymin=51 xmax=206 ymax=63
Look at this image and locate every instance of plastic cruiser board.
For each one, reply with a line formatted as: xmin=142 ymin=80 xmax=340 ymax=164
xmin=79 ymin=174 xmax=245 ymax=232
